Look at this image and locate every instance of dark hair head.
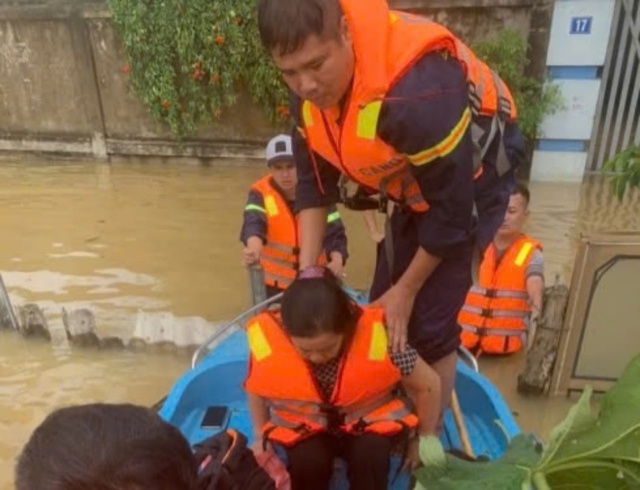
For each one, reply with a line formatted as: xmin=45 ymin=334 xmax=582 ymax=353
xmin=258 ymin=0 xmax=344 ymax=56
xmin=281 ymin=266 xmax=359 ymax=338
xmin=16 ymin=403 xmax=197 ymax=490
xmin=512 ymin=181 xmax=530 ymax=206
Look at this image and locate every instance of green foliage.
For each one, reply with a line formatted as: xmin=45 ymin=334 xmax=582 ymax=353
xmin=602 ymin=145 xmax=640 ymax=200
xmin=108 ymin=6 xmax=559 ymax=140
xmin=108 ymin=0 xmax=289 ymax=136
xmin=414 ymin=353 xmax=640 ymax=489
xmin=472 ymin=30 xmax=564 ymax=141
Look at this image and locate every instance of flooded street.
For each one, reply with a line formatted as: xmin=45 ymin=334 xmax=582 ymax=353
xmin=0 ymin=160 xmax=638 ymax=487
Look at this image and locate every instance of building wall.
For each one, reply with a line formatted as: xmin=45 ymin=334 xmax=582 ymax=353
xmin=531 ymin=0 xmax=618 ymax=182
xmin=0 ymin=0 xmax=545 ymax=163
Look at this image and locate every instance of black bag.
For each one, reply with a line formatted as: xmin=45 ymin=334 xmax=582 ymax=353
xmin=194 ymin=429 xmax=276 ymax=490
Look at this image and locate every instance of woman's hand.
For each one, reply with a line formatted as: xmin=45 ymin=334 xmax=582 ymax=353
xmin=251 ymin=438 xmax=273 ymax=455
xmin=404 ymin=436 xmax=422 ymax=470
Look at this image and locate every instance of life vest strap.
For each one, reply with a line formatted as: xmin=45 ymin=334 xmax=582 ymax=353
xmin=262 ymin=241 xmax=299 ymax=255
xmin=469 ymin=286 xmax=529 ymax=300
xmin=260 ymin=255 xmax=298 ymax=270
xmin=266 ymin=390 xmax=406 ymax=433
xmin=461 ymin=305 xmax=529 ymax=319
xmin=263 ymin=271 xmax=294 ymax=289
xmin=460 ymin=323 xmax=527 ymax=338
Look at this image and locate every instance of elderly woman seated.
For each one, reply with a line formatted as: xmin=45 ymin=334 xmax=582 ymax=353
xmin=245 ymin=266 xmax=442 ymax=490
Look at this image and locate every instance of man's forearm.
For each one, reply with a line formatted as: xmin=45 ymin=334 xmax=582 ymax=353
xmin=299 ymin=207 xmax=328 ymax=269
xmin=396 ymin=246 xmax=442 ymax=295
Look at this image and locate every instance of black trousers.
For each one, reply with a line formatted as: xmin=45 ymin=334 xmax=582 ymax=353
xmin=285 ymin=433 xmax=394 ymax=490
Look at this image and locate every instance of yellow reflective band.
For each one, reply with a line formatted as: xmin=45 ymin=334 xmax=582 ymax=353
xmin=356 ymin=101 xmax=383 ymax=140
xmin=247 ymin=323 xmax=272 ymax=361
xmin=245 ymin=204 xmax=266 ymax=214
xmin=326 ymin=211 xmax=341 ymax=223
xmin=368 ymin=322 xmax=388 ymax=361
xmin=408 ymin=107 xmax=472 ymax=166
xmin=514 ymin=242 xmax=533 ymax=267
xmin=302 ymin=100 xmax=314 ymax=127
xmin=264 ymin=195 xmax=279 ymax=217
xmin=296 ymin=125 xmax=307 ymax=139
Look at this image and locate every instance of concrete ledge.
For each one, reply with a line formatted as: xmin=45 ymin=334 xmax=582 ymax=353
xmin=106 ymin=138 xmax=265 ymax=161
xmin=530 ymin=150 xmax=587 ymax=182
xmin=0 ymin=136 xmax=92 ymax=154
xmin=393 ymin=0 xmax=534 ymax=8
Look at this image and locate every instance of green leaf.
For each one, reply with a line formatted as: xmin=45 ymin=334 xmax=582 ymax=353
xmin=537 ymin=386 xmax=596 ymax=467
xmin=544 ymin=354 xmax=640 ymax=465
xmin=545 ymin=460 xmax=640 ymax=489
xmin=413 ymin=434 xmax=541 ymax=490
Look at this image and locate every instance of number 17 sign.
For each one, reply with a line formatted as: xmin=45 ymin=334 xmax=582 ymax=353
xmin=570 ymin=16 xmax=593 ymax=35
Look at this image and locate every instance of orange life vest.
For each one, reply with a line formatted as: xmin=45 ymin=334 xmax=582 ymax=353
xmin=250 ymin=175 xmax=326 ymax=289
xmin=458 ymin=235 xmax=542 ymax=354
xmin=298 ymin=0 xmax=517 ymax=212
xmin=244 ymin=307 xmax=418 ymax=446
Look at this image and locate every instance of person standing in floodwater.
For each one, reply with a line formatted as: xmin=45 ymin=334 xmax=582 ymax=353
xmin=256 ymin=0 xmax=525 ymax=425
xmin=459 ymin=182 xmax=544 ymax=355
xmin=240 ymin=134 xmax=348 ymax=298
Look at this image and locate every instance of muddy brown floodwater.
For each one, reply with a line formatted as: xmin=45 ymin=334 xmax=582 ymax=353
xmin=0 ymin=161 xmax=638 ymax=487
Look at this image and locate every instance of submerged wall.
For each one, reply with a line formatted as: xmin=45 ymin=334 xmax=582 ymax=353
xmin=0 ymin=0 xmax=551 ymax=163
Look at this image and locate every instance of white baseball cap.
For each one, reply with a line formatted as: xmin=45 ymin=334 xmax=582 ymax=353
xmin=265 ymin=134 xmax=294 ymax=166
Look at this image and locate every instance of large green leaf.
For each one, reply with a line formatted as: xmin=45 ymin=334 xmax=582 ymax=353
xmin=537 ymin=386 xmax=596 ymax=467
xmin=545 ymin=460 xmax=640 ymax=489
xmin=414 ymin=355 xmax=640 ymax=489
xmin=543 ymin=355 xmax=640 ymax=466
xmin=414 ymin=434 xmax=541 ymax=490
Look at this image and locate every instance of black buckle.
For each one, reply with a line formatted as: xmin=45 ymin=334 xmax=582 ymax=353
xmin=378 ymin=195 xmax=389 ymax=214
xmin=320 ymin=405 xmax=345 ymax=430
xmin=352 ymin=418 xmax=368 ymax=433
xmin=485 ymin=289 xmax=497 ymax=298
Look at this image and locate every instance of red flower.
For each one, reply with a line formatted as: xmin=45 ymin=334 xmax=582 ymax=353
xmin=214 ymin=108 xmax=222 ymax=119
xmin=277 ymin=105 xmax=290 ymax=118
xmin=215 ymin=35 xmax=225 ymax=46
xmin=120 ymin=64 xmax=132 ymax=75
xmin=161 ymin=100 xmax=171 ymax=109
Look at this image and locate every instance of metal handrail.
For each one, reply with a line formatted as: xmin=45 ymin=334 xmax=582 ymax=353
xmin=190 ymin=287 xmax=479 ymax=374
xmin=191 ymin=293 xmax=284 ymax=368
xmin=0 ymin=274 xmax=19 ymax=331
xmin=457 ymin=345 xmax=479 ymax=373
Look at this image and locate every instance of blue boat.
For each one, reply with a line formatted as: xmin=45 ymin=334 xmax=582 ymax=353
xmin=159 ymin=293 xmax=521 ymax=489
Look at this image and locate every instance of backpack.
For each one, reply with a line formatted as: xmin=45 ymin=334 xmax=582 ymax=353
xmin=194 ymin=429 xmax=277 ymax=490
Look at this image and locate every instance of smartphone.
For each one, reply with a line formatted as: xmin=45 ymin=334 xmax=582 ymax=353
xmin=200 ymin=406 xmax=230 ymax=430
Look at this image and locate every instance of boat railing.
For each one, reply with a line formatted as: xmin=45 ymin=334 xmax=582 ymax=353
xmin=191 ymin=293 xmax=284 ymax=368
xmin=457 ymin=346 xmax=479 ymax=373
xmin=191 ymin=288 xmax=480 ymax=374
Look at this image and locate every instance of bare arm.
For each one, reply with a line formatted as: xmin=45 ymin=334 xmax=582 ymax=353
xmin=396 ymin=247 xmax=442 ymax=296
xmin=247 ymin=393 xmax=270 ymax=441
xmin=526 ymin=275 xmax=544 ymax=347
xmin=363 ymin=209 xmax=384 ymax=243
xmin=375 ymin=246 xmax=442 ymax=351
xmin=299 ymin=207 xmax=328 ymax=269
xmin=401 ymin=356 xmax=441 ymax=436
xmin=526 ymin=275 xmax=544 ymax=312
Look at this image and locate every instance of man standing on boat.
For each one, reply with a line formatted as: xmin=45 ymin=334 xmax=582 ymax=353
xmin=240 ymin=134 xmax=348 ymax=298
xmin=256 ymin=0 xmax=525 ymax=420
